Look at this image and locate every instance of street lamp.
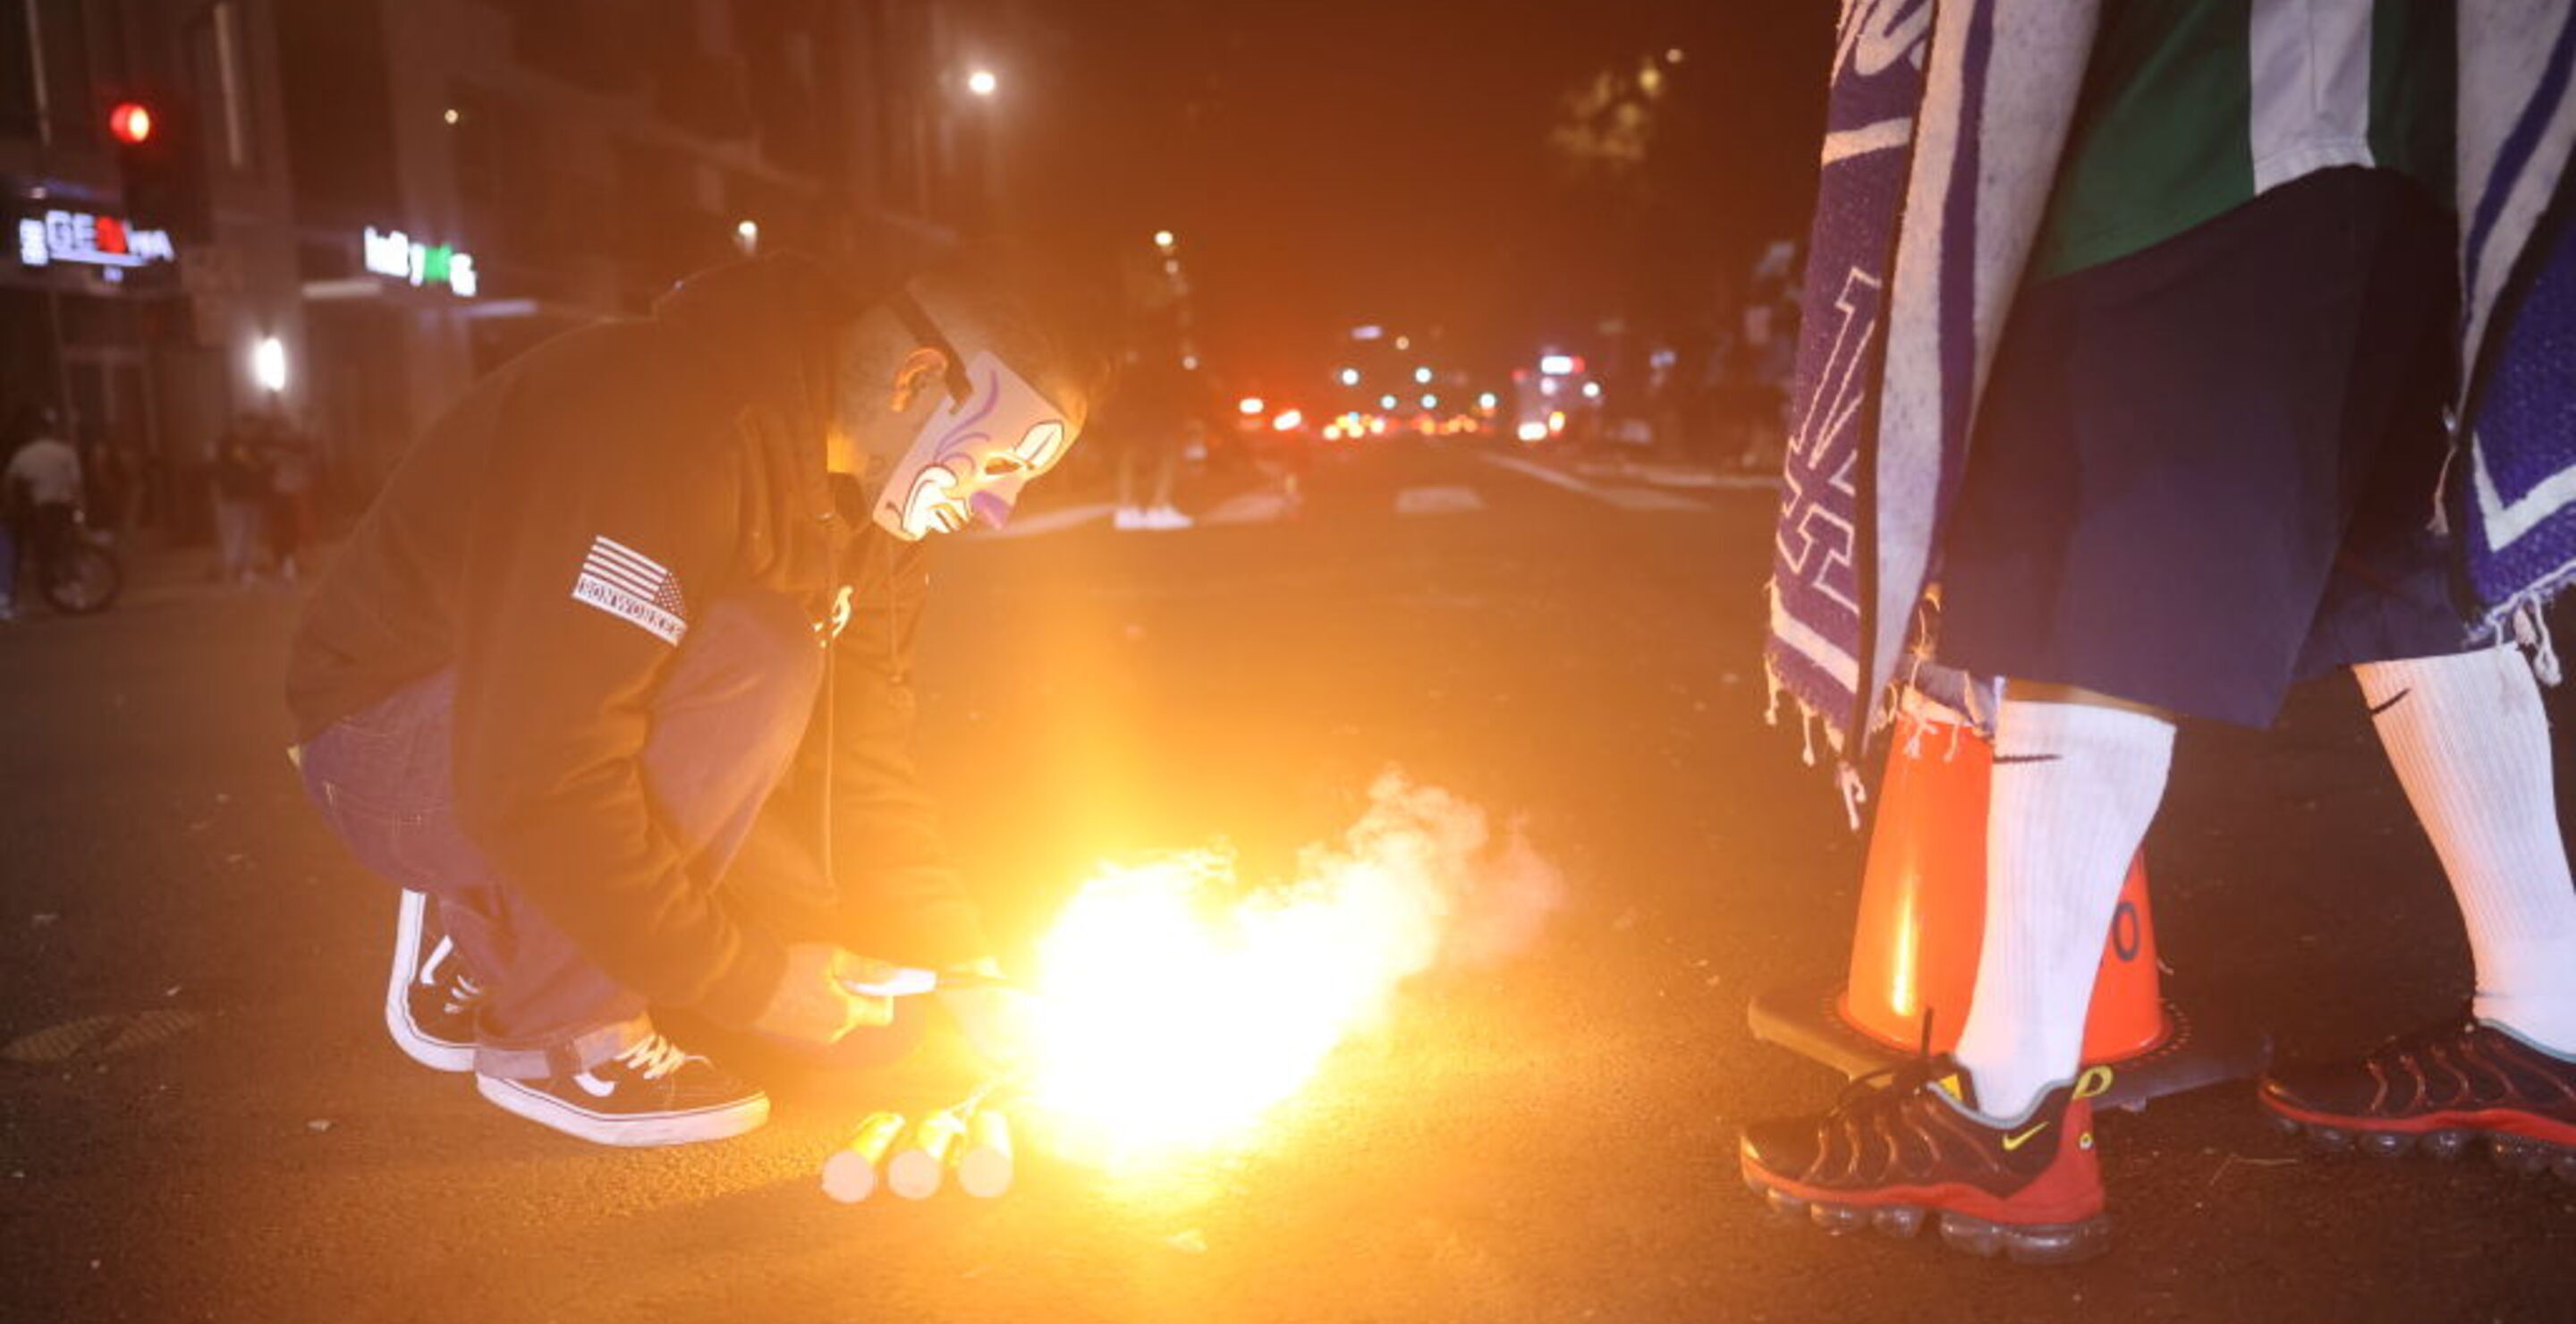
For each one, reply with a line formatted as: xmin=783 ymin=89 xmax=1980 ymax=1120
xmin=1336 ymin=367 xmax=1360 ymax=386
xmin=1153 ymin=229 xmax=1177 ymax=251
xmin=966 ymin=69 xmax=999 ymax=98
xmin=252 ymin=336 xmax=289 ymax=394
xmin=733 ymin=218 xmax=759 ymax=256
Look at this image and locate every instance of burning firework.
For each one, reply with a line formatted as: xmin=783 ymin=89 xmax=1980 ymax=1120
xmin=1016 ymin=771 xmax=1562 ymax=1166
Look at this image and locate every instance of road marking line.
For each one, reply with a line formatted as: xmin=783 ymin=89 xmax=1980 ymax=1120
xmin=1479 ymin=454 xmax=1708 ymax=512
xmin=970 ymin=501 xmax=1115 ymax=540
xmin=1394 ymin=485 xmax=1487 ymax=516
xmin=1199 ymin=488 xmax=1299 ymax=525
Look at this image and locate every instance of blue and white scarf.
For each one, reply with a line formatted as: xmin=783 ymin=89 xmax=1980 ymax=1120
xmin=1767 ymin=0 xmax=2576 ymax=778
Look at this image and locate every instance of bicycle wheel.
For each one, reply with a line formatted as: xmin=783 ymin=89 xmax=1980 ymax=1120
xmin=44 ymin=543 xmax=123 ymax=615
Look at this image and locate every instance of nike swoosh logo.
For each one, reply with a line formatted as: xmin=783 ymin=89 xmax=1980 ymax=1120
xmin=572 ymin=1072 xmax=617 ymax=1099
xmin=2001 ymin=1122 xmax=2049 ymax=1151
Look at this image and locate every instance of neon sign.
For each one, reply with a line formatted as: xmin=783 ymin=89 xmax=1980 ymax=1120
xmin=363 ymin=225 xmax=478 ymax=297
xmin=15 ymin=210 xmax=177 ymax=269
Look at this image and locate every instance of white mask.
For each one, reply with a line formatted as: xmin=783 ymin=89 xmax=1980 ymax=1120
xmin=872 ymin=318 xmax=1074 ymax=539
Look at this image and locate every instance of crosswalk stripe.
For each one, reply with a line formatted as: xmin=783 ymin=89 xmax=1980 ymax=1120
xmin=1394 ymin=486 xmax=1487 ymax=515
xmin=1199 ymin=488 xmax=1301 ymax=525
xmin=970 ymin=501 xmax=1114 ymax=539
xmin=1478 ymin=454 xmax=1710 ymax=512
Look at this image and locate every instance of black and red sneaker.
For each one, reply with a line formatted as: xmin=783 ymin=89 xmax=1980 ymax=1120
xmin=1739 ymin=1060 xmax=2113 ymax=1266
xmin=2259 ymin=1016 xmax=2576 ymax=1181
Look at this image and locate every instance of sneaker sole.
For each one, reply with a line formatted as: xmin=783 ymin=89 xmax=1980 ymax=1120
xmin=385 ymin=891 xmax=474 ymax=1074
xmin=475 ymin=1074 xmax=771 ymax=1148
xmin=2261 ymin=1099 xmax=2576 ymax=1182
xmin=1739 ymin=1165 xmax=2112 ymax=1266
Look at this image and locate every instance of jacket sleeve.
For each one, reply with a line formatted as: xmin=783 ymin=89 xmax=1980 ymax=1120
xmin=825 ymin=536 xmax=996 ymax=969
xmin=450 ymin=352 xmax=786 ymax=1027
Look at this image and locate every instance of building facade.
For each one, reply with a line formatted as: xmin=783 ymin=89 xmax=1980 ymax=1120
xmin=4 ymin=0 xmax=303 ymax=531
xmin=5 ymin=0 xmax=1022 ymax=521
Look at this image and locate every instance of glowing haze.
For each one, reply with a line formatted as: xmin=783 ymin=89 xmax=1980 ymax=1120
xmin=1021 ymin=771 xmax=1563 ymax=1165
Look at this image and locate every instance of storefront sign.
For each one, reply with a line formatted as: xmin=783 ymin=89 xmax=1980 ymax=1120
xmin=15 ymin=209 xmax=177 ymax=269
xmin=362 ymin=225 xmax=477 ymax=297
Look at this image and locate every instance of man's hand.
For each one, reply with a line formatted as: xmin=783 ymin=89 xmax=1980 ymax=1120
xmin=751 ymin=944 xmax=899 ymax=1047
xmin=937 ymin=956 xmax=1038 ymax=1069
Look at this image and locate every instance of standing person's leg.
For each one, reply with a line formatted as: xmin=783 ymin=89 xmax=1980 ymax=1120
xmin=1951 ymin=689 xmax=2176 ymax=1116
xmin=2351 ymin=647 xmax=2576 ymax=1051
xmin=214 ymin=499 xmax=246 ymax=581
xmin=2258 ymin=646 xmax=2576 ymax=1163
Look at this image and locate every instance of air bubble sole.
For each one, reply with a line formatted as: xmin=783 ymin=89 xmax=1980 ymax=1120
xmin=2262 ymin=1101 xmax=2576 ymax=1183
xmin=1738 ymin=1167 xmax=2114 ymax=1266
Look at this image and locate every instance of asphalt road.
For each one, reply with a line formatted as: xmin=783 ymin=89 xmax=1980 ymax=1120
xmin=3 ymin=439 xmax=2572 ymax=1323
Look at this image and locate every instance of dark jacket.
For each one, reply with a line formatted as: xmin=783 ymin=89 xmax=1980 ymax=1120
xmin=286 ymin=256 xmax=991 ymax=1027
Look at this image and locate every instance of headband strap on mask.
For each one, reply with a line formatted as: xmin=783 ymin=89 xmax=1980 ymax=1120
xmin=890 ymin=292 xmax=977 ymax=407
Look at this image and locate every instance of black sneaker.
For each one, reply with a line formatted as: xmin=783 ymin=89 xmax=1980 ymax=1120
xmin=474 ymin=1031 xmax=770 ymax=1147
xmin=385 ymin=889 xmax=484 ymax=1073
xmin=1739 ymin=1060 xmax=2114 ymax=1266
xmin=2260 ymin=1015 xmax=2576 ymax=1180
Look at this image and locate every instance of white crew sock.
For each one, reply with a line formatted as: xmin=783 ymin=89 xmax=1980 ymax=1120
xmin=1953 ymin=697 xmax=2177 ymax=1119
xmin=2354 ymin=646 xmax=2576 ymax=1056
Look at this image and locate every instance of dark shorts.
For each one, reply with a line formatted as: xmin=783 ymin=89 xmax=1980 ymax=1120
xmin=1939 ymin=168 xmax=2476 ymax=726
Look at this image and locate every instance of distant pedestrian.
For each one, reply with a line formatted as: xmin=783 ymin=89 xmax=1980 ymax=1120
xmin=1106 ymin=352 xmax=1197 ymax=531
xmin=210 ymin=420 xmax=270 ymax=585
xmin=6 ymin=409 xmax=84 ymax=602
xmin=266 ymin=425 xmax=316 ymax=582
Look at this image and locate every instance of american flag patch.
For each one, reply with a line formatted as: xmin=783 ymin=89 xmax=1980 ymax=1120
xmin=570 ymin=535 xmax=688 ymax=645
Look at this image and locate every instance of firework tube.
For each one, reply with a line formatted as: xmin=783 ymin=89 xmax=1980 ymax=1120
xmin=821 ymin=1111 xmax=909 ymax=1204
xmin=842 ymin=967 xmax=1018 ymax=999
xmin=886 ymin=1110 xmax=970 ymax=1200
xmin=955 ymin=1108 xmax=1014 ymax=1199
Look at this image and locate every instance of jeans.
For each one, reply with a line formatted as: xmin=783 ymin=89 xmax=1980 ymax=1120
xmin=300 ymin=593 xmax=843 ymax=1078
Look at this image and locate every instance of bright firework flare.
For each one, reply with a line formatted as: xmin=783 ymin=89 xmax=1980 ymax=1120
xmin=1015 ymin=771 xmax=1563 ymax=1167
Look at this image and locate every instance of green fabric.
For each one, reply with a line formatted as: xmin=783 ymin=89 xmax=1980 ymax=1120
xmin=2029 ymin=0 xmax=2454 ymax=282
xmin=2370 ymin=0 xmax=2454 ymax=204
xmin=2031 ymin=0 xmax=2252 ymax=282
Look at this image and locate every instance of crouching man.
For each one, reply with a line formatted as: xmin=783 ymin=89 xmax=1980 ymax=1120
xmin=285 ymin=245 xmax=1104 ymax=1146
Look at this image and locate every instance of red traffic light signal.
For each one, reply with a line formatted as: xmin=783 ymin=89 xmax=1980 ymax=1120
xmin=108 ymin=101 xmax=155 ymax=146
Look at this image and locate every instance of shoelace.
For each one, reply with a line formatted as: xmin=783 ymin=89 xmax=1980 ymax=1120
xmin=614 ymin=1034 xmax=693 ymax=1082
xmin=1828 ymin=1009 xmax=1958 ymax=1120
xmin=439 ymin=972 xmax=486 ymax=1017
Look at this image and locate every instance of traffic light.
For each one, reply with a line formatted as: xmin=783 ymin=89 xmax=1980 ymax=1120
xmin=107 ymin=92 xmax=209 ymax=239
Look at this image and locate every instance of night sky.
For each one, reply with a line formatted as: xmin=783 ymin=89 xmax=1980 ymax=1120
xmin=1018 ymin=1 xmax=1835 ymax=395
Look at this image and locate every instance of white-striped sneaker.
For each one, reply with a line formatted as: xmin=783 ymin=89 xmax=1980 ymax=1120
xmin=475 ymin=1032 xmax=770 ymax=1147
xmin=385 ymin=889 xmax=484 ymax=1073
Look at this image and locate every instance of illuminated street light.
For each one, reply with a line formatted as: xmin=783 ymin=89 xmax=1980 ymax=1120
xmin=252 ymin=336 xmax=289 ymax=394
xmin=1412 ymin=366 xmax=1432 ymax=384
xmin=1394 ymin=335 xmax=1411 ymax=351
xmin=966 ymin=69 xmax=999 ymax=98
xmin=1581 ymin=381 xmax=1604 ymax=399
xmin=1478 ymin=391 xmax=1499 ymax=410
xmin=733 ymin=218 xmax=759 ymax=255
xmin=442 ymin=107 xmax=461 ymax=126
xmin=1336 ymin=367 xmax=1360 ymax=386
xmin=1238 ymin=396 xmax=1267 ymax=416
xmin=1272 ymin=409 xmax=1304 ymax=432
xmin=1379 ymin=394 xmax=1398 ymax=411
xmin=1420 ymin=394 xmax=1438 ymax=411
xmin=1153 ymin=229 xmax=1177 ymax=250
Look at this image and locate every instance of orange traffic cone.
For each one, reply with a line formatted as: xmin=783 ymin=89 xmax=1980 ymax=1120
xmin=1749 ymin=694 xmax=2267 ymax=1108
